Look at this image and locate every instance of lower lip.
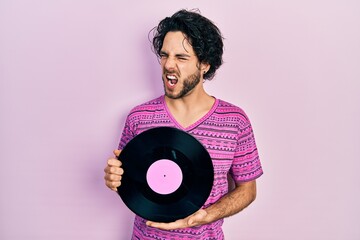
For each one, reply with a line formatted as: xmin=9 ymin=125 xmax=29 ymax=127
xmin=165 ymin=79 xmax=177 ymax=90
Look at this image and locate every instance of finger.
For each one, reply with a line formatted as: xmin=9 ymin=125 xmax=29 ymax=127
xmin=147 ymin=210 xmax=208 ymax=230
xmin=111 ymin=166 xmax=124 ymax=175
xmin=105 ymin=180 xmax=121 ymax=190
xmin=104 ymin=166 xmax=124 ymax=178
xmin=105 ymin=181 xmax=119 ymax=191
xmin=146 ymin=219 xmax=186 ymax=230
xmin=104 ymin=173 xmax=122 ymax=181
xmin=187 ymin=210 xmax=207 ymax=226
xmin=107 ymin=158 xmax=122 ymax=167
xmin=187 ymin=217 xmax=195 ymax=226
xmin=113 ymin=149 xmax=122 ymax=157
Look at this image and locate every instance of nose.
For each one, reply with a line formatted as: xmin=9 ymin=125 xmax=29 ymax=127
xmin=163 ymin=57 xmax=176 ymax=71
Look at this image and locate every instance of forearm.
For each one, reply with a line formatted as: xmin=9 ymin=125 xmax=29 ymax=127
xmin=204 ymin=180 xmax=257 ymax=223
xmin=146 ymin=180 xmax=258 ymax=230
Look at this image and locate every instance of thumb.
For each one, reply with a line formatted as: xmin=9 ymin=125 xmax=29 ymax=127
xmin=113 ymin=149 xmax=121 ymax=158
xmin=187 ymin=209 xmax=207 ymax=226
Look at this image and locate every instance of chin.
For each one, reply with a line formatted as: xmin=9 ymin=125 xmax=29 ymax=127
xmin=165 ymin=91 xmax=181 ymax=99
xmin=165 ymin=93 xmax=177 ymax=99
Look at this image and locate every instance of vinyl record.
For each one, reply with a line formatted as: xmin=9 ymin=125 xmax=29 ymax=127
xmin=117 ymin=127 xmax=214 ymax=223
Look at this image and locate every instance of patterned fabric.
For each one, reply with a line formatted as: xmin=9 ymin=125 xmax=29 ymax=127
xmin=118 ymin=95 xmax=263 ymax=240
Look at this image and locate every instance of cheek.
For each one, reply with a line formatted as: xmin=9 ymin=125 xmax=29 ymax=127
xmin=178 ymin=63 xmax=192 ymax=72
xmin=181 ymin=65 xmax=197 ymax=76
xmin=160 ymin=62 xmax=165 ymax=70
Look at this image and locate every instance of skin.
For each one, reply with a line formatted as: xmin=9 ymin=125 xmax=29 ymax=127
xmin=104 ymin=31 xmax=257 ymax=230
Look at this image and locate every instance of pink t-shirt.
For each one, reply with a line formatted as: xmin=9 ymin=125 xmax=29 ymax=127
xmin=118 ymin=95 xmax=263 ymax=240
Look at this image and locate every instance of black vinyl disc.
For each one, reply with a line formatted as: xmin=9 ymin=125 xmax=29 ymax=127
xmin=117 ymin=127 xmax=214 ymax=223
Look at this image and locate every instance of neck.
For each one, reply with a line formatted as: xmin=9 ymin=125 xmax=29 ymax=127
xmin=165 ymin=85 xmax=212 ymax=112
xmin=164 ymin=85 xmax=215 ymax=129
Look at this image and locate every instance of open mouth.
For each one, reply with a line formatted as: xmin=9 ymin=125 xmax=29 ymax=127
xmin=166 ymin=74 xmax=178 ymax=86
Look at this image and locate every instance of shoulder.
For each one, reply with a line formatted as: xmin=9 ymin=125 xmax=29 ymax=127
xmin=127 ymin=95 xmax=164 ymax=117
xmin=215 ymin=99 xmax=251 ymax=122
xmin=213 ymin=99 xmax=257 ymax=140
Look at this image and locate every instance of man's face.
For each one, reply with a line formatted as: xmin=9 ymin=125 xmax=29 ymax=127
xmin=160 ymin=31 xmax=205 ymax=99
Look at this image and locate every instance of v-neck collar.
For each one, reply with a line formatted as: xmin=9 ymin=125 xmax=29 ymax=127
xmin=162 ymin=95 xmax=219 ymax=132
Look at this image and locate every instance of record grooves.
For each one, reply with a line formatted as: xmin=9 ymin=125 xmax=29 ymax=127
xmin=117 ymin=127 xmax=213 ymax=222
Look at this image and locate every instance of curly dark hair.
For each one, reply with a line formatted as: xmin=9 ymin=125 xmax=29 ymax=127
xmin=151 ymin=9 xmax=224 ymax=80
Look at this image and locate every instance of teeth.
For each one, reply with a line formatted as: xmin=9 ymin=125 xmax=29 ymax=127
xmin=166 ymin=74 xmax=178 ymax=86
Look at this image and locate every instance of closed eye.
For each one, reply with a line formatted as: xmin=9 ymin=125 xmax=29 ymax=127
xmin=159 ymin=51 xmax=168 ymax=58
xmin=176 ymin=54 xmax=190 ymax=61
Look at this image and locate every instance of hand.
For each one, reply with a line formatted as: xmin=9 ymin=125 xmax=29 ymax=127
xmin=146 ymin=209 xmax=209 ymax=230
xmin=104 ymin=150 xmax=124 ymax=191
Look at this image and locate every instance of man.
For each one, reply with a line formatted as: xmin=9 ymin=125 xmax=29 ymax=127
xmin=104 ymin=9 xmax=263 ymax=239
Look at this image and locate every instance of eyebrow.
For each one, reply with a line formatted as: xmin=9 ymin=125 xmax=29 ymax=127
xmin=176 ymin=53 xmax=191 ymax=58
xmin=159 ymin=51 xmax=191 ymax=58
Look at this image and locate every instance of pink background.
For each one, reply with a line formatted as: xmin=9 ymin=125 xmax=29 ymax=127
xmin=1 ymin=1 xmax=359 ymax=239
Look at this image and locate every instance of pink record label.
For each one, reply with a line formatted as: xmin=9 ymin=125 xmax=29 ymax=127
xmin=146 ymin=159 xmax=183 ymax=195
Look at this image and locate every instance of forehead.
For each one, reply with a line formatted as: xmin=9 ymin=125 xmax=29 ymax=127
xmin=161 ymin=31 xmax=195 ymax=55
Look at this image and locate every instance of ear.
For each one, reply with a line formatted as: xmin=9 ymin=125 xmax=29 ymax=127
xmin=200 ymin=62 xmax=210 ymax=74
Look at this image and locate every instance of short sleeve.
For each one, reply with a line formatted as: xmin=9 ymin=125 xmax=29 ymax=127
xmin=117 ymin=114 xmax=135 ymax=150
xmin=229 ymin=118 xmax=263 ymax=183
